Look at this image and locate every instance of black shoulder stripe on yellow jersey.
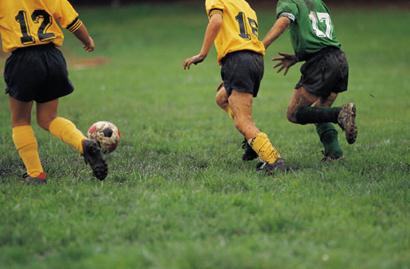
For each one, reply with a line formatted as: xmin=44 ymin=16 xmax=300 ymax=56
xmin=69 ymin=20 xmax=82 ymax=32
xmin=66 ymin=17 xmax=79 ymax=29
xmin=67 ymin=17 xmax=83 ymax=32
xmin=209 ymin=8 xmax=223 ymax=16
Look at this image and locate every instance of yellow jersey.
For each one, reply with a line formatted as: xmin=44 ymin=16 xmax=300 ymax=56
xmin=205 ymin=0 xmax=265 ymax=62
xmin=0 ymin=0 xmax=83 ymax=53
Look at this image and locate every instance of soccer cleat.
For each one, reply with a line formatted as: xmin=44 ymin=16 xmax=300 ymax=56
xmin=321 ymin=151 xmax=344 ymax=162
xmin=82 ymin=139 xmax=108 ymax=180
xmin=256 ymin=159 xmax=286 ymax=175
xmin=241 ymin=138 xmax=258 ymax=161
xmin=337 ymin=103 xmax=358 ymax=144
xmin=321 ymin=155 xmax=345 ymax=162
xmin=23 ymin=172 xmax=47 ymax=185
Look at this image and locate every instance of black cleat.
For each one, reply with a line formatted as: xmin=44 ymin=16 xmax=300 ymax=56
xmin=321 ymin=154 xmax=344 ymax=162
xmin=320 ymin=150 xmax=344 ymax=162
xmin=321 ymin=156 xmax=344 ymax=162
xmin=338 ymin=103 xmax=358 ymax=144
xmin=83 ymin=139 xmax=108 ymax=180
xmin=23 ymin=172 xmax=47 ymax=185
xmin=256 ymin=159 xmax=286 ymax=175
xmin=242 ymin=138 xmax=258 ymax=161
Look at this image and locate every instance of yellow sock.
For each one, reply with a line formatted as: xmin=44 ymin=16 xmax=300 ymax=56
xmin=225 ymin=106 xmax=234 ymax=120
xmin=12 ymin=126 xmax=44 ymax=177
xmin=250 ymin=132 xmax=281 ymax=164
xmin=49 ymin=117 xmax=86 ymax=154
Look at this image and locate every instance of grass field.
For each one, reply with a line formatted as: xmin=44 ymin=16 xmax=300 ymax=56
xmin=0 ymin=4 xmax=409 ymax=269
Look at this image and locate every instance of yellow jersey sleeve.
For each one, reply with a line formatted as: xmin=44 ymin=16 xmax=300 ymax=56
xmin=53 ymin=0 xmax=83 ymax=32
xmin=205 ymin=0 xmax=225 ymax=16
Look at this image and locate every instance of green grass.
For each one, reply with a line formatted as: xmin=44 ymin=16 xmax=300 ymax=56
xmin=1 ymin=4 xmax=409 ymax=269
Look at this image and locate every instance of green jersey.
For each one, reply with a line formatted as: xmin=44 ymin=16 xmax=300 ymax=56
xmin=276 ymin=0 xmax=341 ymax=60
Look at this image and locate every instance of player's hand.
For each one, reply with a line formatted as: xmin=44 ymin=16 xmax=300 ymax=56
xmin=83 ymin=36 xmax=95 ymax=52
xmin=272 ymin=52 xmax=298 ymax=75
xmin=183 ymin=54 xmax=206 ymax=70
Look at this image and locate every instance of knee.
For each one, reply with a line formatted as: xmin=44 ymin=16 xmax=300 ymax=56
xmin=215 ymin=93 xmax=228 ymax=109
xmin=215 ymin=95 xmax=224 ymax=108
xmin=287 ymin=108 xmax=298 ymax=123
xmin=37 ymin=114 xmax=56 ymax=131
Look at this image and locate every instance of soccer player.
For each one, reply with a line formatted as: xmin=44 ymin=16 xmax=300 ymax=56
xmin=262 ymin=0 xmax=357 ymax=161
xmin=0 ymin=0 xmax=108 ymax=184
xmin=183 ymin=0 xmax=285 ymax=173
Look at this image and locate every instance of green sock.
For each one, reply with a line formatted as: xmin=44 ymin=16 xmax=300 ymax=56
xmin=295 ymin=106 xmax=341 ymax=124
xmin=316 ymin=123 xmax=343 ymax=158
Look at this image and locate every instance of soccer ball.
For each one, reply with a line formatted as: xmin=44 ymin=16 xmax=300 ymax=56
xmin=87 ymin=121 xmax=120 ymax=154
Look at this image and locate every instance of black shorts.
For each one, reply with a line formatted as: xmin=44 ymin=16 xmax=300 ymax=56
xmin=296 ymin=47 xmax=349 ymax=98
xmin=4 ymin=44 xmax=74 ymax=103
xmin=221 ymin=50 xmax=264 ymax=97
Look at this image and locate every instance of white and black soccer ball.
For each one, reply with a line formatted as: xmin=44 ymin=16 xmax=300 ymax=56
xmin=87 ymin=121 xmax=120 ymax=154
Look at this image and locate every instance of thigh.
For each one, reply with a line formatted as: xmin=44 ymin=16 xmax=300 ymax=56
xmin=216 ymin=83 xmax=229 ymax=106
xmin=288 ymin=87 xmax=320 ymax=112
xmin=36 ymin=99 xmax=59 ymax=130
xmin=228 ymin=90 xmax=253 ymax=118
xmin=313 ymin=92 xmax=338 ymax=108
xmin=9 ymin=96 xmax=33 ymax=127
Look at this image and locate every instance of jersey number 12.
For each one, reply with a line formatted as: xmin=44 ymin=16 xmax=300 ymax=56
xmin=309 ymin=11 xmax=333 ymax=39
xmin=15 ymin=10 xmax=56 ymax=45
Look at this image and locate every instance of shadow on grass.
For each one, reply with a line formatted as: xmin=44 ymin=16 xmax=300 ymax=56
xmin=0 ymin=157 xmax=24 ymax=180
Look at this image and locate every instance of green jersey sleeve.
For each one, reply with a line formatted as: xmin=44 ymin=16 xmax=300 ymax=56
xmin=276 ymin=0 xmax=298 ymax=22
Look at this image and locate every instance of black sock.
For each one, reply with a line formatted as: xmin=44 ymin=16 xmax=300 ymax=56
xmin=295 ymin=106 xmax=341 ymax=124
xmin=316 ymin=123 xmax=343 ymax=158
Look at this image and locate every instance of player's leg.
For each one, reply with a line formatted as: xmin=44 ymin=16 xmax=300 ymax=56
xmin=228 ymin=90 xmax=283 ymax=171
xmin=215 ymin=83 xmax=234 ymax=120
xmin=287 ymin=87 xmax=318 ymax=123
xmin=216 ymin=84 xmax=257 ymax=161
xmin=37 ymin=99 xmax=86 ymax=153
xmin=287 ymin=88 xmax=343 ymax=160
xmin=36 ymin=99 xmax=108 ymax=180
xmin=228 ymin=91 xmax=258 ymax=139
xmin=289 ymin=87 xmax=357 ymax=144
xmin=294 ymin=49 xmax=357 ymax=144
xmin=9 ymin=97 xmax=46 ymax=182
xmin=288 ymin=87 xmax=343 ymax=124
xmin=314 ymin=93 xmax=343 ymax=161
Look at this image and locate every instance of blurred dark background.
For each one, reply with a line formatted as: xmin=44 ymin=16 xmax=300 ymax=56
xmin=72 ymin=0 xmax=410 ymax=7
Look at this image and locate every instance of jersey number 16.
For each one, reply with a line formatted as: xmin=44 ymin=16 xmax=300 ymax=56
xmin=235 ymin=12 xmax=259 ymax=40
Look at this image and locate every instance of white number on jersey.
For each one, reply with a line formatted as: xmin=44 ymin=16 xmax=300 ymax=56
xmin=309 ymin=11 xmax=333 ymax=39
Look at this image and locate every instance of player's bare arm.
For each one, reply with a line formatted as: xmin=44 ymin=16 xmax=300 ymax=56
xmin=183 ymin=13 xmax=223 ymax=70
xmin=262 ymin=16 xmax=291 ymax=49
xmin=262 ymin=17 xmax=296 ymax=75
xmin=73 ymin=24 xmax=95 ymax=52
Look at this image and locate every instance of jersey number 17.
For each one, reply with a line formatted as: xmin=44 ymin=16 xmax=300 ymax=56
xmin=309 ymin=11 xmax=333 ymax=39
